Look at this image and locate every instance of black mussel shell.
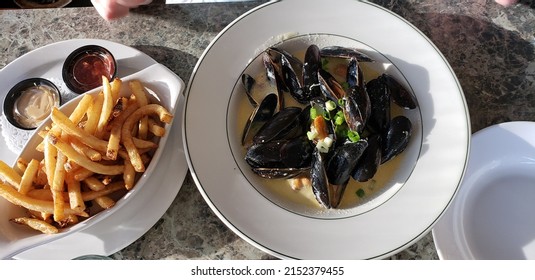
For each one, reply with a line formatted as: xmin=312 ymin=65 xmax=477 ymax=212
xmin=252 ymin=167 xmax=310 ymax=179
xmin=382 ymin=74 xmax=417 ymax=110
xmin=347 ymin=57 xmax=365 ymax=89
xmin=280 ymin=54 xmax=307 ymax=104
xmin=310 ymin=149 xmax=330 ymax=209
xmin=352 ymin=134 xmax=382 ymax=182
xmin=326 ymin=140 xmax=368 ymax=186
xmin=280 ymin=136 xmax=313 ymax=168
xmin=245 ymin=140 xmax=286 ymax=168
xmin=326 ymin=140 xmax=368 ymax=208
xmin=253 ymin=107 xmax=302 ymax=144
xmin=319 ymin=46 xmax=374 ymax=62
xmin=344 ymin=86 xmax=371 ymax=134
xmin=242 ymin=93 xmax=278 ymax=145
xmin=318 ymin=69 xmax=345 ymax=102
xmin=241 ymin=73 xmax=257 ymax=106
xmin=302 ymin=44 xmax=322 ymax=101
xmin=262 ymin=52 xmax=286 ymax=109
xmin=382 ymin=115 xmax=412 ymax=163
xmin=245 ymin=137 xmax=312 ymax=169
xmin=268 ymin=47 xmax=303 ymax=69
xmin=366 ymin=76 xmax=391 ymax=134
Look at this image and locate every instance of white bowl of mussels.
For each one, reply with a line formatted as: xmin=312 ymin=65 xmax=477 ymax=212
xmin=184 ymin=0 xmax=470 ymax=259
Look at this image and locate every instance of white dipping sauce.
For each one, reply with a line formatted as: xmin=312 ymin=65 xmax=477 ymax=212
xmin=13 ymin=85 xmax=59 ymax=129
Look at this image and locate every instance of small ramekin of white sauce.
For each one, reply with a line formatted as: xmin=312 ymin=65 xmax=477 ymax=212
xmin=3 ymin=78 xmax=61 ymax=130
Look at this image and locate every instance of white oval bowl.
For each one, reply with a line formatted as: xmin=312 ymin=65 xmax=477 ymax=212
xmin=0 ymin=63 xmax=183 ymax=259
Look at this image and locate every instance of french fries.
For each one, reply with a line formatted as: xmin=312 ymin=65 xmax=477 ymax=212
xmin=47 ymin=134 xmax=124 ymax=176
xmin=66 ymin=175 xmax=85 ymax=212
xmin=11 ymin=217 xmax=59 ymax=234
xmin=129 ymin=80 xmax=149 ymax=140
xmin=83 ymin=176 xmax=106 ymax=191
xmin=0 ymin=160 xmax=22 ymax=190
xmin=0 ymin=78 xmax=172 ymax=234
xmin=0 ymin=182 xmax=88 ymax=217
xmin=122 ymin=104 xmax=173 ymax=172
xmin=84 ymin=93 xmax=103 ymax=135
xmin=19 ymin=159 xmax=39 ymax=195
xmin=106 ymin=98 xmax=140 ymax=160
xmin=97 ymin=76 xmax=115 ymax=138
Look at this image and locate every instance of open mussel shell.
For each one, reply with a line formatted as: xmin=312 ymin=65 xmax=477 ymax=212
xmin=252 ymin=167 xmax=310 ymax=179
xmin=326 ymin=140 xmax=368 ymax=208
xmin=267 ymin=47 xmax=303 ymax=69
xmin=319 ymin=46 xmax=374 ymax=62
xmin=302 ymin=44 xmax=322 ymax=101
xmin=262 ymin=51 xmax=288 ymax=104
xmin=3 ymin=78 xmax=61 ymax=130
xmin=280 ymin=54 xmax=308 ymax=104
xmin=241 ymin=93 xmax=278 ymax=145
xmin=343 ymin=86 xmax=371 ymax=134
xmin=318 ymin=69 xmax=346 ymax=102
xmin=310 ymin=148 xmax=330 ymax=209
xmin=241 ymin=73 xmax=257 ymax=106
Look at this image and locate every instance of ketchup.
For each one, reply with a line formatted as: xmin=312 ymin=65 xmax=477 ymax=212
xmin=73 ymin=54 xmax=113 ymax=86
xmin=63 ymin=45 xmax=117 ymax=94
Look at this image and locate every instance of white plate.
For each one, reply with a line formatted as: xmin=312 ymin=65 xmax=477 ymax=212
xmin=0 ymin=39 xmax=188 ymax=259
xmin=184 ymin=0 xmax=470 ymax=259
xmin=433 ymin=122 xmax=535 ymax=260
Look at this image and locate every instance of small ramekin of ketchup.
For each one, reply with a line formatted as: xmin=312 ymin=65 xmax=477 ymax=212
xmin=62 ymin=45 xmax=117 ymax=94
xmin=3 ymin=78 xmax=61 ymax=130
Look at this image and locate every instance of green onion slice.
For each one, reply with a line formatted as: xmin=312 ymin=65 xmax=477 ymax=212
xmin=347 ymin=130 xmax=360 ymax=142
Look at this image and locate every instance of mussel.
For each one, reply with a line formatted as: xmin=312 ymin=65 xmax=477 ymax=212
xmin=344 ymin=56 xmax=370 ymax=134
xmin=381 ymin=115 xmax=412 ymax=163
xmin=262 ymin=52 xmax=285 ymax=110
xmin=366 ymin=75 xmax=391 ymax=134
xmin=319 ymin=46 xmax=374 ymax=62
xmin=310 ymin=148 xmax=330 ymax=208
xmin=267 ymin=47 xmax=303 ymax=69
xmin=302 ymin=44 xmax=322 ymax=102
xmin=242 ymin=73 xmax=256 ymax=105
xmin=318 ymin=69 xmax=346 ymax=102
xmin=241 ymin=92 xmax=278 ymax=146
xmin=253 ymin=106 xmax=305 ymax=144
xmin=326 ymin=140 xmax=368 ymax=208
xmin=252 ymin=167 xmax=310 ymax=179
xmin=280 ymin=53 xmax=307 ymax=104
xmin=382 ymin=74 xmax=417 ymax=110
xmin=245 ymin=136 xmax=312 ymax=171
xmin=352 ymin=134 xmax=382 ymax=182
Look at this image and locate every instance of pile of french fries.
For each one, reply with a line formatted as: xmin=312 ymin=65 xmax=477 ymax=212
xmin=0 ymin=77 xmax=172 ymax=234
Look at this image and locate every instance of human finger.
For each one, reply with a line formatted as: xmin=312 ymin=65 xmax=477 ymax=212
xmin=495 ymin=0 xmax=519 ymax=6
xmin=91 ymin=0 xmax=130 ymax=20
